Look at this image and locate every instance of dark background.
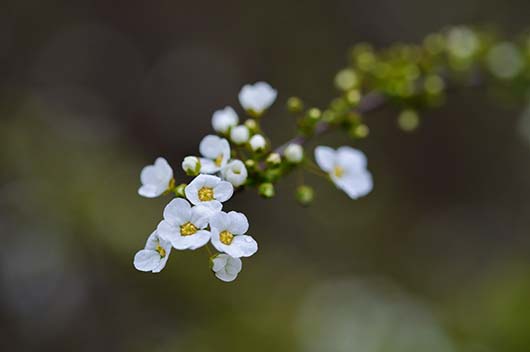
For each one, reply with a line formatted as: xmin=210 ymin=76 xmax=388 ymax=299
xmin=1 ymin=1 xmax=530 ymax=351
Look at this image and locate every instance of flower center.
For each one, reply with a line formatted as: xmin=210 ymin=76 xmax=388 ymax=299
xmin=180 ymin=222 xmax=198 ymax=236
xmin=215 ymin=154 xmax=224 ymax=167
xmin=333 ymin=166 xmax=344 ymax=178
xmin=156 ymin=244 xmax=166 ymax=258
xmin=220 ymin=230 xmax=234 ymax=245
xmin=198 ymin=187 xmax=214 ymax=201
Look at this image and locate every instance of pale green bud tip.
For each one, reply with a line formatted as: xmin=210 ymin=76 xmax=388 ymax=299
xmin=335 ymin=68 xmax=359 ymax=91
xmin=258 ymin=183 xmax=275 ymax=198
xmin=296 ymin=185 xmax=314 ymax=206
xmin=244 ymin=119 xmax=258 ymax=131
xmin=398 ymin=109 xmax=420 ymax=132
xmin=287 ymin=97 xmax=304 ymax=113
xmin=346 ymin=89 xmax=361 ymax=105
xmin=244 ymin=159 xmax=256 ymax=168
xmin=266 ymin=152 xmax=281 ymax=165
xmin=307 ymin=108 xmax=322 ymax=121
xmin=175 ymin=183 xmax=187 ymax=197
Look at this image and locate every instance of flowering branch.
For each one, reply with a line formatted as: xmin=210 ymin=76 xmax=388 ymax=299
xmin=132 ymin=26 xmax=530 ymax=282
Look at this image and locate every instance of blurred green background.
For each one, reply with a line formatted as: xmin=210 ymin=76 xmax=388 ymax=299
xmin=1 ymin=0 xmax=530 ymax=351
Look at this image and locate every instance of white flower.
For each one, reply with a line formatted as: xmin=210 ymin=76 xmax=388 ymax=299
xmin=315 ymin=146 xmax=373 ymax=199
xmin=249 ymin=134 xmax=266 ymax=151
xmin=133 ymin=231 xmax=172 ymax=273
xmin=221 ymin=160 xmax=248 ymax=187
xmin=185 ymin=174 xmax=234 ymax=209
xmin=230 ymin=125 xmax=250 ymax=145
xmin=238 ymin=81 xmax=277 ymax=115
xmin=210 ymin=211 xmax=258 ymax=258
xmin=212 ymin=254 xmax=242 ymax=282
xmin=157 ymin=198 xmax=214 ymax=250
xmin=284 ymin=143 xmax=304 ymax=163
xmin=138 ymin=157 xmax=173 ymax=198
xmin=199 ymin=135 xmax=231 ymax=174
xmin=212 ymin=106 xmax=238 ymax=133
xmin=182 ymin=156 xmax=201 ymax=176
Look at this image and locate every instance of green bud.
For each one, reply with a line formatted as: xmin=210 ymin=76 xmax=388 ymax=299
xmin=345 ymin=89 xmax=361 ymax=106
xmin=296 ymin=185 xmax=314 ymax=206
xmin=287 ymin=97 xmax=304 ymax=113
xmin=174 ymin=183 xmax=187 ymax=198
xmin=258 ymin=183 xmax=275 ymax=198
xmin=335 ymin=68 xmax=359 ymax=91
xmin=398 ymin=109 xmax=420 ymax=132
xmin=306 ymin=108 xmax=322 ymax=122
xmin=352 ymin=124 xmax=369 ymax=138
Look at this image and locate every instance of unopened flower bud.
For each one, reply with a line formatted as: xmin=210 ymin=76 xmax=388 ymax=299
xmin=258 ymin=182 xmax=275 ymax=198
xmin=249 ymin=134 xmax=267 ymax=151
xmin=230 ymin=125 xmax=250 ymax=144
xmin=266 ymin=152 xmax=281 ymax=166
xmin=296 ymin=185 xmax=314 ymax=206
xmin=174 ymin=183 xmax=187 ymax=198
xmin=287 ymin=97 xmax=304 ymax=113
xmin=284 ymin=143 xmax=303 ymax=163
xmin=181 ymin=156 xmax=201 ymax=176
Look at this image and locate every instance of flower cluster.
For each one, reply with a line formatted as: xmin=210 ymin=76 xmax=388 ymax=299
xmin=133 ymin=80 xmax=374 ymax=282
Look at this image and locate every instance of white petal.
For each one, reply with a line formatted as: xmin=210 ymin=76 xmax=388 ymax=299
xmin=133 ymin=250 xmax=160 ymax=272
xmin=171 ymin=230 xmax=211 ymax=250
xmin=140 ymin=165 xmax=159 ymax=185
xmin=199 ymin=135 xmax=224 ymax=159
xmin=154 ymin=157 xmax=173 ymax=180
xmin=163 ymin=198 xmax=191 ymax=225
xmin=209 ymin=211 xmax=230 ymax=232
xmin=191 ymin=205 xmax=217 ymax=229
xmin=336 ymin=146 xmax=367 ymax=171
xmin=145 ymin=230 xmax=160 ymax=250
xmin=213 ymin=180 xmax=234 ymax=202
xmin=227 ymin=211 xmax=249 ymax=235
xmin=185 ymin=175 xmax=219 ymax=205
xmin=335 ymin=170 xmax=373 ymax=199
xmin=212 ymin=254 xmax=228 ymax=271
xmin=212 ymin=233 xmax=258 ymax=258
xmin=199 ymin=158 xmax=220 ymax=174
xmin=156 ymin=220 xmax=179 ymax=243
xmin=221 ymin=160 xmax=248 ymax=187
xmin=138 ymin=184 xmax=162 ymax=198
xmin=314 ymin=146 xmax=336 ymax=172
xmin=225 ymin=256 xmax=243 ymax=276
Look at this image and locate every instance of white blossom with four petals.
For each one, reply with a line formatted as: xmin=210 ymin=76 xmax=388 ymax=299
xmin=210 ymin=211 xmax=258 ymax=258
xmin=315 ymin=146 xmax=373 ymax=199
xmin=238 ymin=81 xmax=277 ymax=115
xmin=157 ymin=198 xmax=214 ymax=250
xmin=212 ymin=254 xmax=242 ymax=282
xmin=199 ymin=135 xmax=231 ymax=174
xmin=138 ymin=157 xmax=173 ymax=198
xmin=133 ymin=231 xmax=172 ymax=273
xmin=185 ymin=174 xmax=234 ymax=210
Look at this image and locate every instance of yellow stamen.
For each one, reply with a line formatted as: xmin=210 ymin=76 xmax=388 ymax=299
xmin=220 ymin=230 xmax=234 ymax=245
xmin=198 ymin=187 xmax=214 ymax=201
xmin=180 ymin=222 xmax=198 ymax=236
xmin=333 ymin=166 xmax=344 ymax=178
xmin=215 ymin=154 xmax=224 ymax=167
xmin=156 ymin=244 xmax=166 ymax=258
